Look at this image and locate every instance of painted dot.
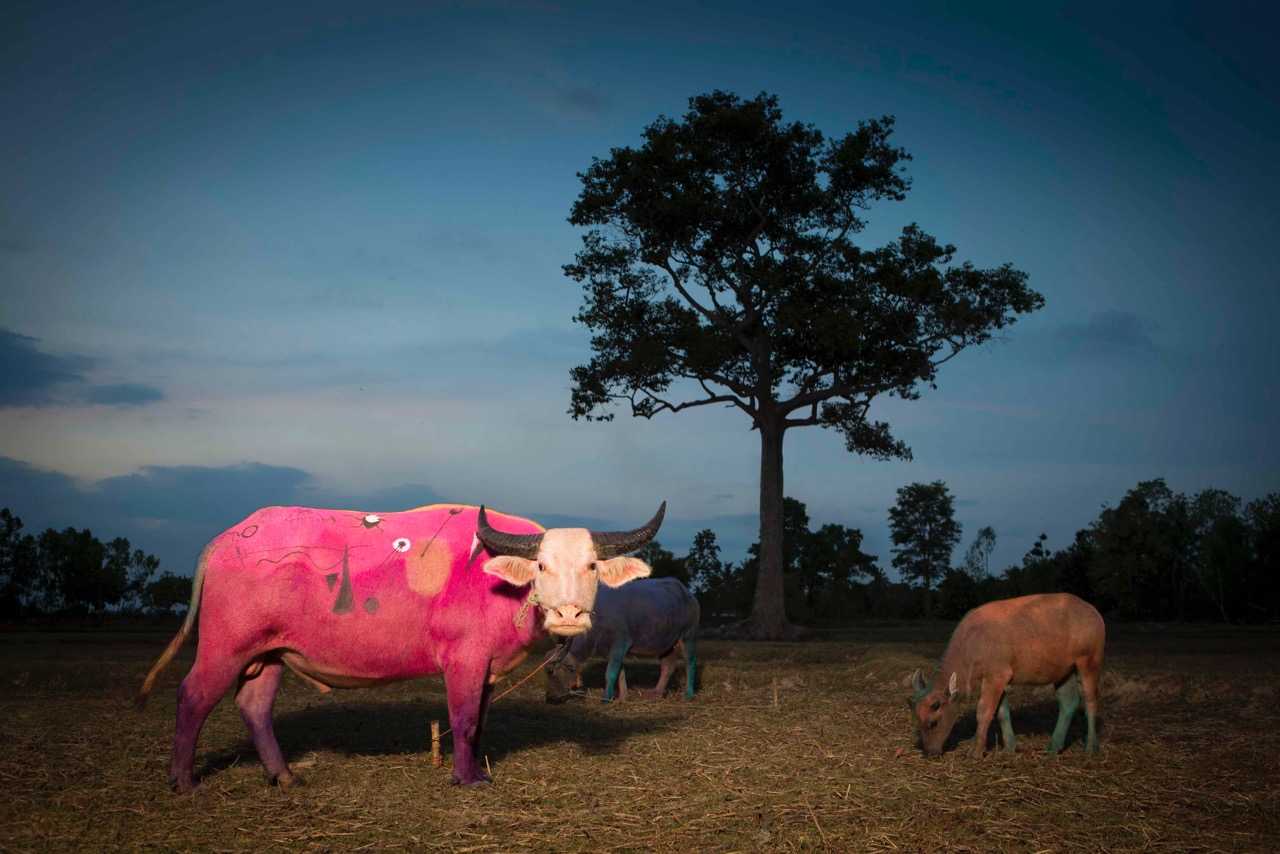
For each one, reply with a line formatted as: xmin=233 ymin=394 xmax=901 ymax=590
xmin=363 ymin=597 xmax=379 ymax=614
xmin=392 ymin=537 xmax=411 ymax=553
xmin=363 ymin=514 xmax=381 ymax=528
xmin=240 ymin=525 xmax=258 ymax=538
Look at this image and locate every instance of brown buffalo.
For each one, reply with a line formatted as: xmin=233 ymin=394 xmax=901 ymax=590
xmin=911 ymin=593 xmax=1105 ymax=757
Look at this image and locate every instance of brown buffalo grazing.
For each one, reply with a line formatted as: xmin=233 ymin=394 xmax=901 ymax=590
xmin=911 ymin=593 xmax=1105 ymax=757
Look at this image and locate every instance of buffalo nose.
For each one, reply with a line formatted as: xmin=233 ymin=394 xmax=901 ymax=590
xmin=554 ymin=604 xmax=583 ymax=621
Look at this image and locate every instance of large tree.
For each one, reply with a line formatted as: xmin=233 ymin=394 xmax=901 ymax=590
xmin=565 ymin=91 xmax=1042 ymax=638
xmin=888 ymin=481 xmax=962 ymax=616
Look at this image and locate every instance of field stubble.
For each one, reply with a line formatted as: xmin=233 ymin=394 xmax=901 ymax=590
xmin=0 ymin=624 xmax=1277 ymax=852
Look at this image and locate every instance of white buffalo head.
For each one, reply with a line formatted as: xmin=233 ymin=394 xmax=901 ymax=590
xmin=477 ymin=502 xmax=664 ymax=636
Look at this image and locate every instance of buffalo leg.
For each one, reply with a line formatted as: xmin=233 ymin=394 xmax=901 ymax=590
xmin=683 ymin=636 xmax=697 ymax=700
xmin=996 ymin=693 xmax=1016 ymax=753
xmin=235 ymin=660 xmax=295 ymax=787
xmin=1077 ymin=655 xmax=1102 ymax=753
xmin=602 ymin=639 xmax=631 ymax=703
xmin=1048 ymin=675 xmax=1082 ymax=754
xmin=973 ymin=675 xmax=1009 ymax=757
xmin=444 ymin=659 xmax=493 ymax=785
xmin=474 ymin=677 xmax=496 ymax=751
xmin=642 ymin=646 xmax=679 ymax=699
xmin=170 ymin=652 xmax=244 ymax=792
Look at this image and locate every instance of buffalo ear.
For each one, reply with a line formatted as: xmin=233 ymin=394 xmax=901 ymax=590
xmin=911 ymin=669 xmax=929 ymax=703
xmin=598 ymin=556 xmax=651 ymax=588
xmin=483 ymin=555 xmax=537 ymax=586
xmin=948 ymin=671 xmax=959 ymax=699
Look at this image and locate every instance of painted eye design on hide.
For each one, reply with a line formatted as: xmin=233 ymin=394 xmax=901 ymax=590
xmin=392 ymin=537 xmax=411 ymax=553
xmin=363 ymin=514 xmax=382 ymax=527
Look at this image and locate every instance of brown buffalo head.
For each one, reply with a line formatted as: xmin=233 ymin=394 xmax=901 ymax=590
xmin=911 ymin=669 xmax=961 ymax=757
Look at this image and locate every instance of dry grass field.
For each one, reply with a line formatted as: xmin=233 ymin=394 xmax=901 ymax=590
xmin=1 ymin=623 xmax=1277 ymax=852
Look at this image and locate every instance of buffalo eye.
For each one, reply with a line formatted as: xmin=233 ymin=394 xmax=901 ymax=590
xmin=589 ymin=561 xmax=598 ymax=572
xmin=930 ymin=700 xmax=941 ymax=712
xmin=536 ymin=562 xmax=545 ymax=573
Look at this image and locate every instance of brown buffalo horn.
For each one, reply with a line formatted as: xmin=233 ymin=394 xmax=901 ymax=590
xmin=475 ymin=505 xmax=543 ymax=559
xmin=590 ymin=501 xmax=667 ymax=559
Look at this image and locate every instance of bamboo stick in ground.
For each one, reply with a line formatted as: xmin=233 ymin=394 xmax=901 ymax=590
xmin=430 ymin=720 xmax=442 ymax=767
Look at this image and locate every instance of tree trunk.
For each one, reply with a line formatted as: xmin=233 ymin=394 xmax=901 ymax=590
xmin=748 ymin=419 xmax=791 ymax=639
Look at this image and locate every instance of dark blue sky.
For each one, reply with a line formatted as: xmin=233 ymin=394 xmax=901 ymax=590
xmin=2 ymin=1 xmax=1276 ymax=575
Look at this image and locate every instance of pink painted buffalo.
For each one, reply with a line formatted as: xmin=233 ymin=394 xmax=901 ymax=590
xmin=137 ymin=501 xmax=665 ymax=789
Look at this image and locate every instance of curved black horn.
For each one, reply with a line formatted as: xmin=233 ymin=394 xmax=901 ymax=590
xmin=591 ymin=501 xmax=667 ymax=559
xmin=475 ymin=505 xmax=543 ymax=559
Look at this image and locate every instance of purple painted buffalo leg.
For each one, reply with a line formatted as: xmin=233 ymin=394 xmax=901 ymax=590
xmin=235 ymin=660 xmax=295 ymax=787
xmin=445 ymin=660 xmax=493 ymax=786
xmin=473 ymin=677 xmax=496 ymax=754
xmin=169 ymin=654 xmax=243 ymax=792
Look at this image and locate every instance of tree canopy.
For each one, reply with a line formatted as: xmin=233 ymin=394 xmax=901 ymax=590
xmin=565 ymin=91 xmax=1042 ymax=637
xmin=888 ymin=481 xmax=962 ymax=615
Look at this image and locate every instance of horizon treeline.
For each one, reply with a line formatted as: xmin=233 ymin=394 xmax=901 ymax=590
xmin=0 ymin=508 xmax=190 ymax=621
xmin=644 ymin=478 xmax=1280 ymax=625
xmin=3 ymin=475 xmax=1277 ymax=625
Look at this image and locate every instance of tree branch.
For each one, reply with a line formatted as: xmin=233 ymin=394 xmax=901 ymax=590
xmin=631 ymin=386 xmax=752 ymax=419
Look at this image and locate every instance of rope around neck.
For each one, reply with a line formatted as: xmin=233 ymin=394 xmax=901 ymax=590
xmin=513 ymin=589 xmax=539 ymax=627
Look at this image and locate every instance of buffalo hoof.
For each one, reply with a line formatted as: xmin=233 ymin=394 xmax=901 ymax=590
xmin=450 ymin=771 xmax=493 ymax=786
xmin=273 ymin=771 xmax=304 ymax=790
xmin=169 ymin=776 xmax=197 ymax=795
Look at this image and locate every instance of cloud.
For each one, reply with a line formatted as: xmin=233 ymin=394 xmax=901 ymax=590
xmin=1046 ymin=310 xmax=1159 ymax=360
xmin=91 ymin=462 xmax=314 ymax=525
xmin=0 ymin=328 xmax=166 ymax=408
xmin=0 ymin=456 xmax=449 ymax=573
xmin=0 ymin=237 xmax=33 ymax=254
xmin=0 ymin=328 xmax=92 ymax=406
xmin=555 ymin=86 xmax=609 ymax=117
xmin=0 ymin=456 xmax=88 ymax=518
xmin=307 ymin=482 xmax=442 ymax=512
xmin=84 ymin=383 xmax=166 ymax=406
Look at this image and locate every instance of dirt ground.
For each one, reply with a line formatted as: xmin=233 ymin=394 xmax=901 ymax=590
xmin=1 ymin=623 xmax=1277 ymax=852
